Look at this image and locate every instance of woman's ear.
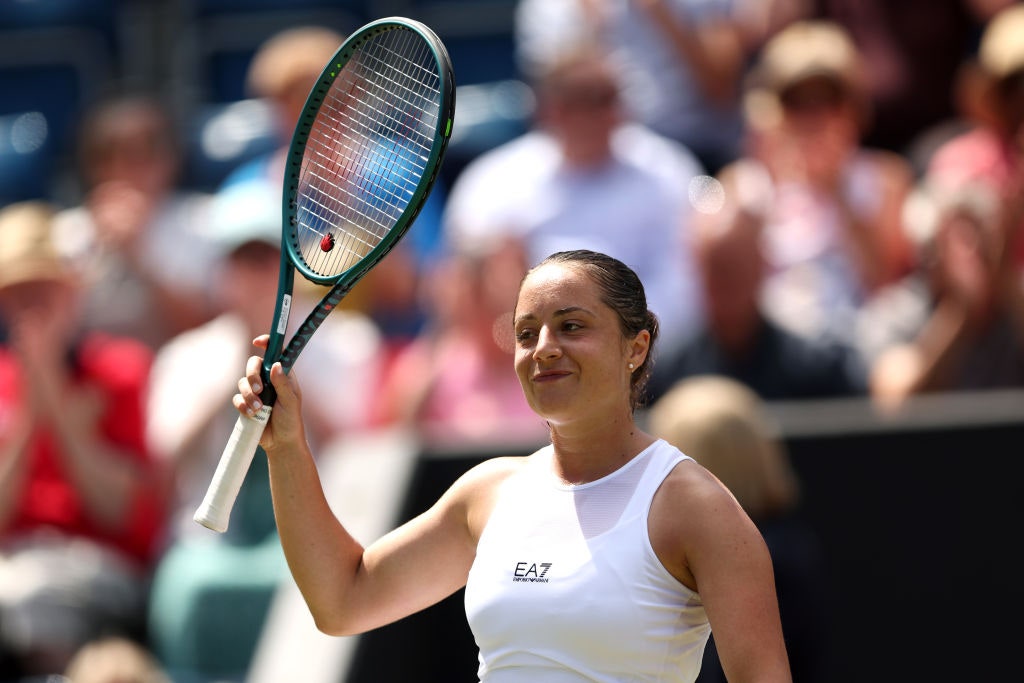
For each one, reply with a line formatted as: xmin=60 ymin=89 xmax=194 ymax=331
xmin=628 ymin=328 xmax=651 ymax=368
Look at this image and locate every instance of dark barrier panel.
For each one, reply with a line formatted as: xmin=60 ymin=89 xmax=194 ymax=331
xmin=346 ymin=452 xmax=482 ymax=683
xmin=784 ymin=420 xmax=1024 ymax=683
xmin=345 ymin=391 xmax=1024 ymax=683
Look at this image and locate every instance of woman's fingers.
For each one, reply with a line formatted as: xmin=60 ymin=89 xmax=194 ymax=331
xmin=268 ymin=361 xmax=301 ymax=402
xmin=234 ymin=354 xmax=267 ymax=416
xmin=245 ymin=355 xmax=264 ymax=393
xmin=232 ymin=391 xmax=256 ymax=417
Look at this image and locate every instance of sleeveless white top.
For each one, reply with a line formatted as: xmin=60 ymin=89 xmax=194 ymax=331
xmin=465 ymin=439 xmax=710 ymax=682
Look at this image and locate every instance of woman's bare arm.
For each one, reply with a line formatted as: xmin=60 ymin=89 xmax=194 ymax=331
xmin=244 ymin=356 xmax=511 ymax=636
xmin=650 ymin=461 xmax=792 ymax=683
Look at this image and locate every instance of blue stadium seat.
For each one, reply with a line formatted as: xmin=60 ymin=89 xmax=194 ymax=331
xmin=173 ymin=0 xmax=366 ymax=105
xmin=0 ymin=0 xmax=122 ymax=75
xmin=0 ymin=36 xmax=111 ymax=201
xmin=0 ymin=110 xmax=56 ymax=203
xmin=0 ymin=0 xmax=118 ymax=36
xmin=190 ymin=0 xmax=364 ymax=12
xmin=441 ymin=79 xmax=533 ymax=187
xmin=148 ymin=447 xmax=284 ymax=683
xmin=441 ymin=30 xmax=519 ymax=85
xmin=371 ymin=0 xmax=521 ymax=84
xmin=182 ymin=98 xmax=279 ymax=192
xmin=0 ymin=61 xmax=91 ymax=146
xmin=0 ymin=0 xmax=122 ymax=200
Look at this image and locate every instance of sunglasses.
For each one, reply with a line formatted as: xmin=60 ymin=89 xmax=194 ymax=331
xmin=556 ymin=85 xmax=619 ymax=109
xmin=779 ymin=78 xmax=848 ymax=112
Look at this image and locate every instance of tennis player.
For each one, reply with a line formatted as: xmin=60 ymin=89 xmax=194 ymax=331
xmin=234 ymin=249 xmax=791 ymax=682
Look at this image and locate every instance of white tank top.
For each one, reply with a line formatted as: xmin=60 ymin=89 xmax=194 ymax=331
xmin=465 ymin=439 xmax=710 ymax=682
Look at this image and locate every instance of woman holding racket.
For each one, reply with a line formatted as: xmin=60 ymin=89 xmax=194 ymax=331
xmin=233 ymin=249 xmax=791 ymax=682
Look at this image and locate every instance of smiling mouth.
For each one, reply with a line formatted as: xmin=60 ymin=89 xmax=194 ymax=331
xmin=533 ymin=370 xmax=570 ymax=382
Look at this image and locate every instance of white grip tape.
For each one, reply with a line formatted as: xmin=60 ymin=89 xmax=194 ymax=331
xmin=193 ymin=405 xmax=272 ymax=532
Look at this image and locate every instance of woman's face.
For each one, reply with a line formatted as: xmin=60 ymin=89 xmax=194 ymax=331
xmin=512 ymin=262 xmax=643 ymax=426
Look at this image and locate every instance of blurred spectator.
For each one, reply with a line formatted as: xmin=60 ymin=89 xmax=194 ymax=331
xmin=0 ymin=202 xmax=164 ymax=679
xmin=220 ymin=26 xmax=345 ymax=191
xmin=145 ymin=177 xmax=382 ymax=545
xmin=860 ymin=179 xmax=1024 ymax=410
xmin=514 ymin=0 xmax=793 ymax=173
xmin=732 ymin=19 xmax=915 ymax=346
xmin=144 ymin=177 xmax=382 ymax=682
xmin=443 ymin=46 xmax=705 ymax=353
xmin=53 ymin=94 xmax=220 ymax=351
xmin=646 ymin=374 xmax=830 ymax=683
xmin=646 ymin=166 xmax=867 ymax=405
xmin=226 ymin=25 xmax=446 ymax=344
xmin=64 ymin=636 xmax=170 ymax=683
xmin=373 ymin=240 xmax=546 ymax=444
xmin=928 ymin=2 xmax=1024 ymax=274
xmin=806 ymin=0 xmax=1016 ymax=155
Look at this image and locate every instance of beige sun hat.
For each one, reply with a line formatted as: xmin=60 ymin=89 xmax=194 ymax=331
xmin=246 ymin=26 xmax=345 ymax=101
xmin=0 ymin=201 xmax=74 ymax=290
xmin=978 ymin=4 xmax=1024 ymax=80
xmin=743 ymin=20 xmax=869 ymax=131
xmin=755 ymin=20 xmax=865 ymax=97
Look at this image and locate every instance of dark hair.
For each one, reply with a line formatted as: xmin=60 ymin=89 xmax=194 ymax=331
xmin=523 ymin=249 xmax=660 ymax=411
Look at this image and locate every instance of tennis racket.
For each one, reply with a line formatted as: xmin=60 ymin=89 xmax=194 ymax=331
xmin=194 ymin=17 xmax=456 ymax=532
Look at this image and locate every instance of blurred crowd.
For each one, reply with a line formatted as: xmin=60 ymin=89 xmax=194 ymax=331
xmin=2 ymin=1 xmax=1024 ymax=682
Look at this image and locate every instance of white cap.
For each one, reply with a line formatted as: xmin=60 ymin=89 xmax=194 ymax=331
xmin=209 ymin=177 xmax=282 ymax=255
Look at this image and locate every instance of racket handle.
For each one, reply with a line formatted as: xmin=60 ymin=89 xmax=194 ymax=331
xmin=193 ymin=405 xmax=272 ymax=533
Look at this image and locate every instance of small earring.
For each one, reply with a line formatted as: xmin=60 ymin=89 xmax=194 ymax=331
xmin=628 ymin=363 xmax=635 ymax=370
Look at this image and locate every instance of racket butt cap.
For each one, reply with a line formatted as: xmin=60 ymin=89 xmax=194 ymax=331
xmin=193 ymin=506 xmax=229 ymax=533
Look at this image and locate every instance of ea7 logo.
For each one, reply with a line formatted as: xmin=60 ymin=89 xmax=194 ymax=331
xmin=512 ymin=562 xmax=552 ymax=583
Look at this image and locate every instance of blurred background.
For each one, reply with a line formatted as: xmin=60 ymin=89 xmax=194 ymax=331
xmin=0 ymin=1 xmax=1022 ymax=682
xmin=0 ymin=0 xmax=532 ymax=204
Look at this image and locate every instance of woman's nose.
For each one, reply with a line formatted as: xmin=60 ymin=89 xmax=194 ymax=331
xmin=533 ymin=325 xmax=561 ymax=360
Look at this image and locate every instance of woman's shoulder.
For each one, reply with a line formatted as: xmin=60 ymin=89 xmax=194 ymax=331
xmin=650 ymin=454 xmax=755 ymax=586
xmin=448 ymin=448 xmax=544 ymax=498
xmin=448 ymin=451 xmax=542 ymax=540
xmin=655 ymin=454 xmax=744 ymax=523
xmin=462 ymin=446 xmax=550 ymax=484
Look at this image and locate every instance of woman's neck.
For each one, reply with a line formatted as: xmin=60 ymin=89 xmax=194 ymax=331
xmin=547 ymin=415 xmax=654 ymax=485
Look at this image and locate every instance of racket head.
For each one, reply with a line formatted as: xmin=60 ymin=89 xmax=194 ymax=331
xmin=281 ymin=17 xmax=455 ymax=288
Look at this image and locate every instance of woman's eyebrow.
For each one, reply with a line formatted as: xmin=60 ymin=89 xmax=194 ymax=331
xmin=514 ymin=306 xmax=593 ymax=326
xmin=555 ymin=306 xmax=589 ymax=316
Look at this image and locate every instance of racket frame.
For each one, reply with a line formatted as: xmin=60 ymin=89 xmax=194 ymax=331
xmin=194 ymin=16 xmax=455 ymax=532
xmin=263 ymin=16 xmax=456 ymax=387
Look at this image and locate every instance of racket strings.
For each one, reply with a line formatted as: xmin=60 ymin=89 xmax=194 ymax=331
xmin=294 ymin=28 xmax=443 ymax=279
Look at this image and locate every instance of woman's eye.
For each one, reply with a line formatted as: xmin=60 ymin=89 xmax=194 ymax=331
xmin=515 ymin=329 xmax=536 ymax=343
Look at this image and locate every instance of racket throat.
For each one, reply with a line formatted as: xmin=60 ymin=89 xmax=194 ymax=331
xmin=258 ymin=376 xmax=279 ymax=408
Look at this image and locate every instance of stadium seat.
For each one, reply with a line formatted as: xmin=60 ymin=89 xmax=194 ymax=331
xmin=0 ymin=52 xmax=109 ymax=201
xmin=441 ymin=79 xmax=534 ymax=187
xmin=171 ymin=0 xmax=366 ymax=105
xmin=148 ymin=450 xmax=285 ymax=683
xmin=0 ymin=111 xmax=56 ymax=203
xmin=371 ymin=0 xmax=521 ymax=84
xmin=0 ymin=0 xmax=122 ymax=200
xmin=0 ymin=0 xmax=119 ymax=51
xmin=148 ymin=536 xmax=286 ymax=683
xmin=182 ymin=98 xmax=279 ymax=192
xmin=0 ymin=59 xmax=95 ymax=147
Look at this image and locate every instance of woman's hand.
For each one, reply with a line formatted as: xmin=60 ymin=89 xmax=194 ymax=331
xmin=233 ymin=335 xmax=306 ymax=454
